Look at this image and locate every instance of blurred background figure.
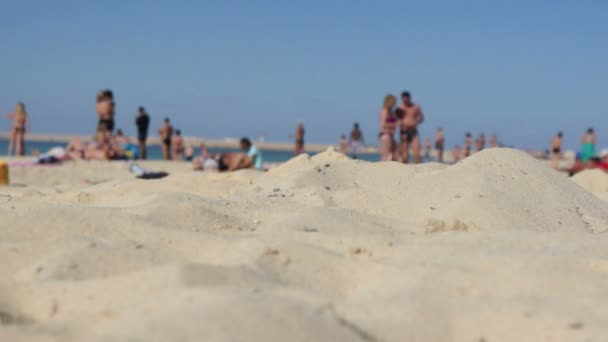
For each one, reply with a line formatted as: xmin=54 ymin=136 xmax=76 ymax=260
xmin=581 ymin=127 xmax=596 ymax=164
xmin=293 ymin=122 xmax=305 ymax=155
xmin=4 ymin=102 xmax=29 ymax=156
xmin=135 ymin=106 xmax=150 ymax=159
xmin=551 ymin=131 xmax=563 ymax=169
xmin=349 ymin=122 xmax=364 ymax=159
xmin=434 ymin=128 xmax=445 ymax=163
xmin=339 ymin=134 xmax=349 ymax=154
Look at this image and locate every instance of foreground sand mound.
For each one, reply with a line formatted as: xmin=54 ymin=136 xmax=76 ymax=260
xmin=246 ymin=148 xmax=608 ymax=234
xmin=572 ymin=169 xmax=608 ymax=191
xmin=2 ymin=149 xmax=608 ymax=341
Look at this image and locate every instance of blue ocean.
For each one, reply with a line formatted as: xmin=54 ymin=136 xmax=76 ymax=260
xmin=0 ymin=139 xmax=381 ymax=163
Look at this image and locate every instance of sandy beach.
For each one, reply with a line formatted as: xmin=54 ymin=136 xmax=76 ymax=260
xmin=1 ymin=148 xmax=608 ymax=341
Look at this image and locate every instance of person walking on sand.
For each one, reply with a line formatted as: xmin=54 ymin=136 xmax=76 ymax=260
xmin=463 ymin=132 xmax=473 ymax=158
xmin=172 ymin=129 xmax=185 ymax=160
xmin=293 ymin=122 xmax=305 ymax=155
xmin=581 ymin=128 xmax=596 ymax=164
xmin=135 ymin=106 xmax=150 ymax=159
xmin=434 ymin=128 xmax=445 ymax=163
xmin=379 ymin=94 xmax=398 ymax=161
xmin=4 ymin=102 xmax=29 ymax=156
xmin=398 ymin=91 xmax=425 ymax=164
xmin=158 ymin=118 xmax=173 ymax=160
xmin=349 ymin=122 xmax=364 ymax=159
xmin=551 ymin=131 xmax=563 ymax=169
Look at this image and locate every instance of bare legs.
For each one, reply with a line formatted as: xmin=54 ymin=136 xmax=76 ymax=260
xmin=7 ymin=127 xmax=24 ymax=156
xmin=138 ymin=139 xmax=147 ymax=160
xmin=7 ymin=129 xmax=15 ymax=156
xmin=380 ymin=133 xmax=393 ymax=161
xmin=161 ymin=143 xmax=171 ymax=160
xmin=411 ymin=137 xmax=421 ymax=164
xmin=400 ymin=137 xmax=421 ymax=164
xmin=551 ymin=152 xmax=560 ymax=169
xmin=16 ymin=129 xmax=25 ymax=156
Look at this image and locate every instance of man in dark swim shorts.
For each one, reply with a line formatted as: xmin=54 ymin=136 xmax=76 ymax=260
xmin=398 ymin=91 xmax=425 ymax=163
xmin=400 ymin=127 xmax=418 ymax=143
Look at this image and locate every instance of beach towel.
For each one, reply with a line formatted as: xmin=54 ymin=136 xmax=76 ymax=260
xmin=128 ymin=162 xmax=169 ymax=179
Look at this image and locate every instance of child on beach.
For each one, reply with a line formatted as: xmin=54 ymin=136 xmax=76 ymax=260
xmin=4 ymin=102 xmax=29 ymax=156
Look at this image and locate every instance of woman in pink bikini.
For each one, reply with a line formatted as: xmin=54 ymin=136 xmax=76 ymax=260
xmin=379 ymin=95 xmax=397 ymax=161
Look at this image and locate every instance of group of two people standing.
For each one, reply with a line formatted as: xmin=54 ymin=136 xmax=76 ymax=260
xmin=379 ymin=91 xmax=427 ymax=163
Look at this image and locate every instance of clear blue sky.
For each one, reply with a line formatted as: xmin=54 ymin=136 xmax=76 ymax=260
xmin=1 ymin=0 xmax=607 ymax=150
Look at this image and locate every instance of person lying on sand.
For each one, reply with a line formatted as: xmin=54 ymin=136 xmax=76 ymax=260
xmin=66 ymin=133 xmax=128 ymax=161
xmin=193 ymin=138 xmax=264 ymax=172
xmin=192 ymin=144 xmax=216 ymax=171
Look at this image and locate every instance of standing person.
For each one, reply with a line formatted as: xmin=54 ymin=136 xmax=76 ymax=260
xmin=398 ymin=91 xmax=425 ymax=164
xmin=423 ymin=138 xmax=432 ymax=162
xmin=434 ymin=128 xmax=445 ymax=163
xmin=379 ymin=94 xmax=398 ymax=161
xmin=172 ymin=129 xmax=185 ymax=160
xmin=476 ymin=133 xmax=486 ymax=152
xmin=581 ymin=128 xmax=596 ymax=164
xmin=135 ymin=106 xmax=150 ymax=159
xmin=96 ymin=89 xmax=115 ymax=134
xmin=349 ymin=122 xmax=364 ymax=159
xmin=489 ymin=133 xmax=498 ymax=148
xmin=551 ymin=131 xmax=563 ymax=169
xmin=339 ymin=134 xmax=349 ymax=154
xmin=293 ymin=122 xmax=305 ymax=155
xmin=4 ymin=102 xmax=29 ymax=156
xmin=158 ymin=118 xmax=173 ymax=160
xmin=463 ymin=132 xmax=473 ymax=158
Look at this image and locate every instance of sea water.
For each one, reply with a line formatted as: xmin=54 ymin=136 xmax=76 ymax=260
xmin=0 ymin=139 xmax=381 ymax=163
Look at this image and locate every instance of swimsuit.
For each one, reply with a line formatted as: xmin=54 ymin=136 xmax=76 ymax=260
xmin=552 ymin=147 xmax=561 ymax=154
xmin=581 ymin=143 xmax=595 ymax=163
xmin=162 ymin=138 xmax=171 ymax=146
xmin=435 ymin=141 xmax=444 ymax=150
xmin=217 ymin=155 xmax=229 ymax=171
xmin=400 ymin=127 xmax=418 ymax=143
xmin=97 ymin=118 xmax=115 ymax=132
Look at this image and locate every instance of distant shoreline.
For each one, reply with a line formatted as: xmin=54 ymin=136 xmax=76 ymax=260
xmin=0 ymin=132 xmax=380 ymax=154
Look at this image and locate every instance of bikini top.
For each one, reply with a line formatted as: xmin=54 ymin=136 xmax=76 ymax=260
xmin=385 ymin=113 xmax=397 ymax=124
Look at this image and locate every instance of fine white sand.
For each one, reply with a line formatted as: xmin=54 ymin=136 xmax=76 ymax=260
xmin=1 ymin=148 xmax=608 ymax=341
